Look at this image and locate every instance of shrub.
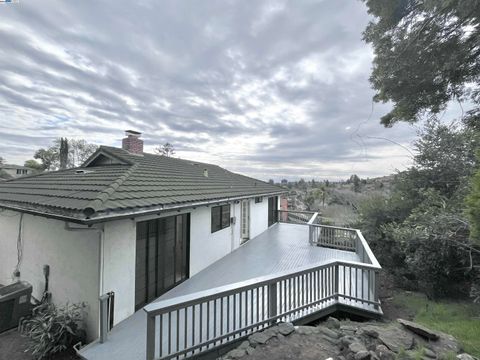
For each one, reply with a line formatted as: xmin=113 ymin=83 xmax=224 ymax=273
xmin=22 ymin=302 xmax=87 ymax=359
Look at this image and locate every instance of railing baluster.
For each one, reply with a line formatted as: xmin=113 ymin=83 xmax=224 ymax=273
xmin=184 ymin=307 xmax=187 ymax=352
xmin=143 ymin=224 xmax=381 ymax=360
xmin=191 ymin=305 xmax=195 ymax=353
xmin=168 ymin=312 xmax=172 ymax=355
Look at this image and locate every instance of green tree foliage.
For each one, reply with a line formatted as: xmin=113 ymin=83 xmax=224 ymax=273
xmin=357 ymin=120 xmax=479 ymax=298
xmin=0 ymin=156 xmax=4 ymax=165
xmin=155 ymin=142 xmax=175 ymax=157
xmin=350 ymin=174 xmax=361 ymax=193
xmin=34 ymin=147 xmax=59 ymax=171
xmin=466 ymin=152 xmax=480 ymax=244
xmin=363 ymin=0 xmax=480 ymax=126
xmin=24 ymin=159 xmax=44 ymax=172
xmin=34 ymin=138 xmax=98 ymax=171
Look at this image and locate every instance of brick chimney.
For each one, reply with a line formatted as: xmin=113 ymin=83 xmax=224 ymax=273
xmin=122 ymin=130 xmax=143 ymax=154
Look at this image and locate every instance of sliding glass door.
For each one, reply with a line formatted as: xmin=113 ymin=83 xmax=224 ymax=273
xmin=268 ymin=196 xmax=278 ymax=227
xmin=135 ymin=213 xmax=190 ymax=310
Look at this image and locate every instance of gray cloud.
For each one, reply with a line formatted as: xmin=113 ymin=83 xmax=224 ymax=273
xmin=0 ymin=0 xmax=423 ymax=180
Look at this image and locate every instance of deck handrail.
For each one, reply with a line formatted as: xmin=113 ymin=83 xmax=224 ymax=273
xmin=144 ymin=225 xmax=381 ymax=360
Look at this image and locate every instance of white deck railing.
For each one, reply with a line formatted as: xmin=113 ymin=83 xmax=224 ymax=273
xmin=143 ymin=213 xmax=381 ymax=360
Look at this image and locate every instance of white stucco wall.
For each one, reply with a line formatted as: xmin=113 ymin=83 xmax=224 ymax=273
xmin=102 ymin=219 xmax=136 ymax=326
xmin=189 ymin=202 xmax=242 ymax=276
xmin=0 ymin=195 xmax=278 ymax=344
xmin=249 ymin=198 xmax=269 ymax=239
xmin=0 ymin=211 xmax=100 ymax=340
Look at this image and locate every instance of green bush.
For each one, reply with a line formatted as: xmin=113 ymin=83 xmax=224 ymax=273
xmin=23 ymin=302 xmax=87 ymax=359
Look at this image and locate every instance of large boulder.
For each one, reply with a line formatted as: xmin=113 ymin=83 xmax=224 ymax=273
xmin=397 ymin=319 xmax=440 ymax=340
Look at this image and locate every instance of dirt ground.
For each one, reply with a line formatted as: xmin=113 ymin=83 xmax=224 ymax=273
xmin=377 ymin=271 xmax=416 ymax=321
xmin=0 ymin=329 xmax=79 ymax=360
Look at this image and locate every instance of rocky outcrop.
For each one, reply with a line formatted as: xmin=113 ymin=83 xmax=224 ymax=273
xmin=397 ymin=318 xmax=440 ymax=340
xmin=220 ymin=317 xmax=476 ymax=360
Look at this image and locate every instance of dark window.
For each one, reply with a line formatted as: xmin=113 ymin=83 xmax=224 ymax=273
xmin=255 ymin=196 xmax=263 ymax=203
xmin=16 ymin=169 xmax=21 ymax=174
xmin=268 ymin=196 xmax=278 ymax=227
xmin=211 ymin=204 xmax=230 ymax=233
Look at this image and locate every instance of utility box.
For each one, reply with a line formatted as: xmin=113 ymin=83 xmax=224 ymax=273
xmin=0 ymin=281 xmax=33 ymax=333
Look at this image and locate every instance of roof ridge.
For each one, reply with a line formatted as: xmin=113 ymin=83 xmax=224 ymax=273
xmin=83 ymin=162 xmax=139 ymax=217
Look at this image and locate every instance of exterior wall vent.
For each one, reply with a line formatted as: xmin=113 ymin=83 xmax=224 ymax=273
xmin=203 ymin=169 xmax=208 ymax=177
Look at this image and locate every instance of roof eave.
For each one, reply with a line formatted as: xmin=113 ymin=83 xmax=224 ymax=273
xmin=83 ymin=189 xmax=288 ymax=224
xmin=0 ymin=203 xmax=88 ymax=225
xmin=0 ymin=189 xmax=288 ymax=225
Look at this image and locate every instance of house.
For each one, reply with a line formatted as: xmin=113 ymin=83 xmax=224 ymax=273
xmin=0 ymin=131 xmax=284 ymax=341
xmin=0 ymin=164 xmax=34 ymax=179
xmin=0 ymin=131 xmax=381 ymax=360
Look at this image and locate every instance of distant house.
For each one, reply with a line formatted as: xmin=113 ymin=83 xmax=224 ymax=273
xmin=0 ymin=164 xmax=33 ymax=179
xmin=0 ymin=130 xmax=284 ymax=340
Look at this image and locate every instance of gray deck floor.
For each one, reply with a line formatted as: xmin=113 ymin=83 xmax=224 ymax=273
xmin=80 ymin=223 xmax=363 ymax=360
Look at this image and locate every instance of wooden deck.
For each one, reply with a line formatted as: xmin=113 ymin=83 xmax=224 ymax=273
xmin=79 ymin=223 xmax=379 ymax=360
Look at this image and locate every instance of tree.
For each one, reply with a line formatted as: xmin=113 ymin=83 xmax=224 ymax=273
xmin=0 ymin=156 xmax=4 ymax=165
xmin=298 ymin=178 xmax=307 ymax=190
xmin=34 ymin=138 xmax=98 ymax=171
xmin=466 ymin=152 xmax=480 ymax=244
xmin=68 ymin=139 xmax=98 ymax=167
xmin=34 ymin=147 xmax=59 ymax=171
xmin=350 ymin=174 xmax=361 ymax=193
xmin=155 ymin=142 xmax=175 ymax=157
xmin=24 ymin=160 xmax=44 ymax=171
xmin=363 ymin=0 xmax=480 ymax=126
xmin=356 ymin=121 xmax=480 ymax=298
xmin=268 ymin=179 xmax=274 ymax=185
xmin=59 ymin=138 xmax=69 ymax=170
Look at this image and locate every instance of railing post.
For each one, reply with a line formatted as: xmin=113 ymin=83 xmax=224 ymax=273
xmin=146 ymin=313 xmax=156 ymax=360
xmin=373 ymin=271 xmax=380 ymax=310
xmin=268 ymin=282 xmax=277 ymax=323
xmin=334 ymin=264 xmax=339 ymax=301
xmin=99 ymin=294 xmax=109 ymax=344
xmin=307 ymin=212 xmax=318 ymax=245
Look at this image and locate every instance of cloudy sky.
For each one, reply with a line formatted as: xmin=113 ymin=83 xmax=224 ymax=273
xmin=0 ymin=0 xmax=440 ymax=180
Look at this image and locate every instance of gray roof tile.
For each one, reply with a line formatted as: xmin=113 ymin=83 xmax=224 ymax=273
xmin=0 ymin=146 xmax=284 ymax=222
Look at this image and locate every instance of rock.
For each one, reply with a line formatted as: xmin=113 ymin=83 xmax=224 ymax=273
xmin=318 ymin=326 xmax=341 ymax=339
xmin=354 ymin=351 xmax=370 ymax=360
xmin=362 ymin=327 xmax=380 ymax=339
xmin=340 ymin=335 xmax=358 ymax=348
xmin=246 ymin=346 xmax=255 ymax=355
xmin=296 ymin=325 xmax=317 ymax=335
xmin=341 ymin=325 xmax=359 ymax=333
xmin=369 ymin=350 xmax=380 ymax=360
xmin=321 ymin=335 xmax=340 ymax=345
xmin=325 ymin=316 xmax=341 ymax=329
xmin=378 ymin=326 xmax=415 ymax=352
xmin=248 ymin=332 xmax=272 ymax=346
xmin=238 ymin=341 xmax=250 ymax=350
xmin=423 ymin=348 xmax=436 ymax=358
xmin=277 ymin=322 xmax=295 ymax=335
xmin=397 ymin=319 xmax=440 ymax=341
xmin=349 ymin=342 xmax=368 ymax=353
xmin=375 ymin=345 xmax=395 ymax=360
xmin=457 ymin=354 xmax=475 ymax=360
xmin=227 ymin=348 xmax=246 ymax=359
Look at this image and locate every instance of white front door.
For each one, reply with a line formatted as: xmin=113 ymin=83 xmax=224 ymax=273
xmin=241 ymin=200 xmax=250 ymax=243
